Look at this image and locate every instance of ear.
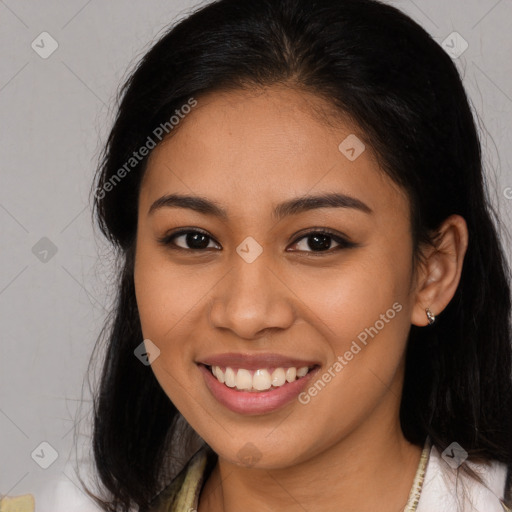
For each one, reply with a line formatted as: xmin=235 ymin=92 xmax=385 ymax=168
xmin=411 ymin=214 xmax=469 ymax=327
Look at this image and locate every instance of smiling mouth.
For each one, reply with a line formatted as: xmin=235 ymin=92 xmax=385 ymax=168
xmin=204 ymin=364 xmax=319 ymax=393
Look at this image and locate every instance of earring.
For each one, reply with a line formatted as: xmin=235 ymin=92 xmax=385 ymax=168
xmin=425 ymin=308 xmax=436 ymax=325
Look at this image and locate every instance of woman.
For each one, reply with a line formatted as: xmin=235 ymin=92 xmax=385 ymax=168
xmin=86 ymin=0 xmax=512 ymax=510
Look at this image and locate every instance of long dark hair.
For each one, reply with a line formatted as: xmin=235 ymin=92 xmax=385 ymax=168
xmin=85 ymin=0 xmax=512 ymax=509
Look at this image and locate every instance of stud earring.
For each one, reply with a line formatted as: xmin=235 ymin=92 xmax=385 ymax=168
xmin=426 ymin=307 xmax=436 ymax=325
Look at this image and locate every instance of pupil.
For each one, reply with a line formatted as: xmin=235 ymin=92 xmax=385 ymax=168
xmin=309 ymin=234 xmax=331 ymax=251
xmin=187 ymin=232 xmax=209 ymax=249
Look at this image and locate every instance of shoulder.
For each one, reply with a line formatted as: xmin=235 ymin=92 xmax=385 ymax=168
xmin=145 ymin=445 xmax=216 ymax=512
xmin=417 ymin=443 xmax=511 ymax=512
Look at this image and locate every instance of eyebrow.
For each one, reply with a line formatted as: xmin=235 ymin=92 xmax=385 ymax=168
xmin=148 ymin=192 xmax=373 ymax=220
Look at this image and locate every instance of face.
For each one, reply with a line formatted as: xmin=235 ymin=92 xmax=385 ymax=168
xmin=134 ymin=85 xmax=418 ymax=469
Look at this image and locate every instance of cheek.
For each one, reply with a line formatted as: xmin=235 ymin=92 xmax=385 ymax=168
xmin=133 ymin=247 xmax=198 ymax=409
xmin=290 ymin=244 xmax=413 ymax=404
xmin=134 ymin=260 xmax=173 ymax=341
xmin=133 ymin=246 xmax=193 ymax=402
xmin=134 ymin=238 xmax=197 ymax=341
xmin=133 ymin=238 xmax=217 ymax=396
xmin=290 ymin=249 xmax=411 ymax=347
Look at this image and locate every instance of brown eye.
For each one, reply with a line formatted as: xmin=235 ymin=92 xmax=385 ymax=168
xmin=288 ymin=229 xmax=357 ymax=254
xmin=158 ymin=229 xmax=220 ymax=251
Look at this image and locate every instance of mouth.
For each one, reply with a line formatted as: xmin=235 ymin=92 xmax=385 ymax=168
xmin=204 ymin=364 xmax=317 ymax=392
xmin=197 ymin=359 xmax=321 ymax=415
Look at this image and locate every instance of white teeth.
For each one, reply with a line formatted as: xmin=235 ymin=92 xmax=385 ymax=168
xmin=285 ymin=367 xmax=297 ymax=383
xmin=236 ymin=369 xmax=253 ymax=390
xmin=253 ymin=369 xmax=272 ymax=390
xmin=224 ymin=367 xmax=236 ymax=387
xmin=210 ymin=365 xmax=311 ymax=392
xmin=212 ymin=365 xmax=225 ymax=383
xmin=271 ymin=368 xmax=286 ymax=387
xmin=297 ymin=366 xmax=308 ymax=377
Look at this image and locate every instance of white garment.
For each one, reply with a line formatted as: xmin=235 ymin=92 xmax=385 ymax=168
xmin=37 ymin=476 xmax=104 ymax=512
xmin=416 ymin=444 xmax=510 ymax=512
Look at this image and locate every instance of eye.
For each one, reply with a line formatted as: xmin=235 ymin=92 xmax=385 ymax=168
xmin=288 ymin=229 xmax=357 ymax=254
xmin=158 ymin=229 xmax=220 ymax=251
xmin=158 ymin=227 xmax=357 ymax=254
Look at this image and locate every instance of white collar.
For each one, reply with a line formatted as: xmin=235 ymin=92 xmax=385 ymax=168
xmin=416 ymin=442 xmax=509 ymax=512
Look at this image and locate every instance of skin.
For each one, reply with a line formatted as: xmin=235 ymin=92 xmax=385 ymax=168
xmin=134 ymin=85 xmax=468 ymax=512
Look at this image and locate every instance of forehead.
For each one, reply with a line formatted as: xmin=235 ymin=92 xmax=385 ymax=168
xmin=140 ymin=85 xmax=408 ymax=220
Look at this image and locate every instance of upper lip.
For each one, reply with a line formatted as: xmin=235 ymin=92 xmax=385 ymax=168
xmin=198 ymin=352 xmax=320 ymax=370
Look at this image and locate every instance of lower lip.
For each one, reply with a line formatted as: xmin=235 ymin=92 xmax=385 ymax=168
xmin=198 ymin=364 xmax=320 ymax=415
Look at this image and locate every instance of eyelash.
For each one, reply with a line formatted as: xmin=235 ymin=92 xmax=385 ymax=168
xmin=157 ymin=227 xmax=357 ymax=255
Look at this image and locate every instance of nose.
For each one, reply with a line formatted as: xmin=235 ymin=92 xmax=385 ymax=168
xmin=208 ymin=251 xmax=295 ymax=340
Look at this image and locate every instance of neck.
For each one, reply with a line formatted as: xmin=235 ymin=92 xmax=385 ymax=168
xmin=199 ymin=402 xmax=424 ymax=512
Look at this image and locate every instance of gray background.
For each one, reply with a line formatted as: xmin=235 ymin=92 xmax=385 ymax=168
xmin=1 ymin=0 xmax=511 ymax=510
